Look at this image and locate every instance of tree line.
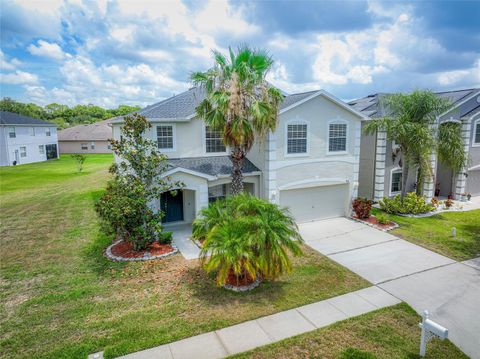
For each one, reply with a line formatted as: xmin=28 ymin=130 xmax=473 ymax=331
xmin=0 ymin=97 xmax=141 ymax=129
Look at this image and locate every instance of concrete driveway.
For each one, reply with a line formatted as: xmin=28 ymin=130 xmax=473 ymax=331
xmin=299 ymin=218 xmax=480 ymax=359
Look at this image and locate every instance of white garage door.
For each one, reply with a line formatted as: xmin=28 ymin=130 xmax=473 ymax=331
xmin=280 ymin=184 xmax=349 ymax=222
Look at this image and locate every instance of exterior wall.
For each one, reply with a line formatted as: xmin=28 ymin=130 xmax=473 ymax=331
xmin=1 ymin=125 xmax=58 ymax=166
xmin=59 ymin=140 xmax=111 ymax=154
xmin=0 ymin=126 xmax=8 ymax=166
xmin=271 ymin=95 xmax=361 ymax=207
xmin=357 ymin=122 xmax=376 ymax=199
xmin=466 ymin=113 xmax=480 ymax=196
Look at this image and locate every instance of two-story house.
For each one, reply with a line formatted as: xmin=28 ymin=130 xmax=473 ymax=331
xmin=350 ymin=88 xmax=480 ymax=201
xmin=0 ymin=111 xmax=59 ymax=166
xmin=111 ymin=87 xmax=367 ymax=224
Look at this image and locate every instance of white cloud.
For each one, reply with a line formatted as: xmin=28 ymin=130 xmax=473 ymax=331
xmin=0 ymin=50 xmax=22 ymax=71
xmin=437 ymin=60 xmax=480 ymax=86
xmin=28 ymin=40 xmax=65 ymax=60
xmin=1 ymin=70 xmax=38 ymax=85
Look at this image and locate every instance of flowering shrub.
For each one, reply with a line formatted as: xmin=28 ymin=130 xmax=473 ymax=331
xmin=379 ymin=193 xmax=435 ymax=214
xmin=352 ymin=197 xmax=373 ymax=219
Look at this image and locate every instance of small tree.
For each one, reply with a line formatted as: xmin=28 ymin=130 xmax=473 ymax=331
xmin=95 ymin=114 xmax=182 ymax=250
xmin=71 ymin=154 xmax=86 ymax=173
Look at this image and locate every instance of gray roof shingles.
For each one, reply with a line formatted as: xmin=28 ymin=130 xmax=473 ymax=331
xmin=168 ymin=156 xmax=259 ymax=177
xmin=58 ymin=118 xmax=115 ymax=141
xmin=0 ymin=111 xmax=55 ymax=126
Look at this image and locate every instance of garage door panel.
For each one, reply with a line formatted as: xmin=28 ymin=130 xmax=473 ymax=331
xmin=280 ymin=184 xmax=348 ymax=222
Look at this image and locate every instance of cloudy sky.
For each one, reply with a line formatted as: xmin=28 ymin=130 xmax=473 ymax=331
xmin=1 ymin=0 xmax=479 ymax=108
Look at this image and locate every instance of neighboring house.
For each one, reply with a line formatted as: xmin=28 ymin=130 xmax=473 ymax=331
xmin=350 ymin=88 xmax=480 ymax=200
xmin=58 ymin=118 xmax=113 ymax=154
xmin=111 ymin=87 xmax=367 ymax=224
xmin=0 ymin=111 xmax=58 ymax=166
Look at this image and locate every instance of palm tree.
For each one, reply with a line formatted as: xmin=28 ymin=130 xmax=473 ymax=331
xmin=364 ymin=90 xmax=456 ymax=200
xmin=191 ymin=46 xmax=283 ymax=194
xmin=193 ymin=194 xmax=303 ymax=287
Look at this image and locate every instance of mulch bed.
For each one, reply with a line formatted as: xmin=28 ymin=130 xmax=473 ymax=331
xmin=353 ymin=215 xmax=398 ymax=231
xmin=106 ymin=240 xmax=178 ymax=261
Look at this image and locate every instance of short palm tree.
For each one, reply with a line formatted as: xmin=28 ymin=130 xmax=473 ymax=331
xmin=191 ymin=46 xmax=283 ymax=194
xmin=193 ymin=194 xmax=303 ymax=287
xmin=364 ymin=90 xmax=461 ymax=199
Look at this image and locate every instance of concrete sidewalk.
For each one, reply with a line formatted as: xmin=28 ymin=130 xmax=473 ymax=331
xmin=89 ymin=286 xmax=399 ymax=359
xmin=168 ymin=224 xmax=201 ymax=260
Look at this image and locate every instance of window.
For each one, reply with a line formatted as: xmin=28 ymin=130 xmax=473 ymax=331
xmin=205 ymin=126 xmax=226 ymax=153
xmin=81 ymin=143 xmax=88 ymax=150
xmin=90 ymin=142 xmax=95 ymax=150
xmin=46 ymin=128 xmax=51 ymax=136
xmin=287 ymin=123 xmax=308 ymax=154
xmin=28 ymin=127 xmax=35 ymax=136
xmin=208 ymin=184 xmax=227 ymax=203
xmin=391 ymin=171 xmax=402 ymax=194
xmin=39 ymin=145 xmax=44 ymax=154
xmin=20 ymin=146 xmax=27 ymax=157
xmin=107 ymin=144 xmax=112 ymax=150
xmin=8 ymin=127 xmax=15 ymax=138
xmin=328 ymin=122 xmax=347 ymax=152
xmin=474 ymin=120 xmax=480 ymax=145
xmin=156 ymin=125 xmax=174 ymax=150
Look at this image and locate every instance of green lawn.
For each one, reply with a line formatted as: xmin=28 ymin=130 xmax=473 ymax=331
xmin=0 ymin=155 xmax=369 ymax=359
xmin=372 ymin=208 xmax=480 ymax=261
xmin=233 ymin=303 xmax=467 ymax=359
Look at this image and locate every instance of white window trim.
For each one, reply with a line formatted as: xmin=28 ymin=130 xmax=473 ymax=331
xmin=473 ymin=119 xmax=480 ymax=147
xmin=46 ymin=128 xmax=51 ymax=136
xmin=8 ymin=127 xmax=16 ymax=138
xmin=155 ymin=124 xmax=176 ymax=153
xmin=284 ymin=119 xmax=310 ymax=158
xmin=39 ymin=145 xmax=45 ymax=154
xmin=20 ymin=146 xmax=27 ymax=157
xmin=326 ymin=119 xmax=349 ymax=156
xmin=202 ymin=122 xmax=228 ymax=155
xmin=29 ymin=127 xmax=35 ymax=136
xmin=389 ymin=167 xmax=403 ymax=196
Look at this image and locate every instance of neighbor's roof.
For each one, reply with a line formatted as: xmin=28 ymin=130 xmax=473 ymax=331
xmin=58 ymin=118 xmax=114 ymax=141
xmin=349 ymin=88 xmax=480 ymax=119
xmin=110 ymin=87 xmax=327 ymax=123
xmin=168 ymin=156 xmax=259 ymax=177
xmin=0 ymin=111 xmax=55 ymax=126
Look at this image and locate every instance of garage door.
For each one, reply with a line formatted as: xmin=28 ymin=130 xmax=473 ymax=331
xmin=280 ymin=184 xmax=349 ymax=222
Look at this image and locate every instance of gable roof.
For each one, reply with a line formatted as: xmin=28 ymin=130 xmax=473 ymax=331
xmin=111 ymin=87 xmax=364 ymax=123
xmin=0 ymin=111 xmax=54 ymax=126
xmin=58 ymin=118 xmax=114 ymax=141
xmin=349 ymin=88 xmax=480 ymax=119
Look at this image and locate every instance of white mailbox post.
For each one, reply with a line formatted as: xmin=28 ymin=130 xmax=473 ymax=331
xmin=419 ymin=310 xmax=449 ymax=357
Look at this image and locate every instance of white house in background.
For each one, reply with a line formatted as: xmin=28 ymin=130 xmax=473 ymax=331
xmin=0 ymin=111 xmax=59 ymax=166
xmin=111 ymin=87 xmax=367 ymax=224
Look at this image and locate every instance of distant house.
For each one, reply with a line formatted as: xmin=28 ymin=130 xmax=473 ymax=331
xmin=58 ymin=119 xmax=113 ymax=154
xmin=0 ymin=111 xmax=59 ymax=166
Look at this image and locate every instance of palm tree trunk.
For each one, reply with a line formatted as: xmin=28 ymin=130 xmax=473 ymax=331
xmin=230 ymin=146 xmax=244 ymax=195
xmin=401 ymin=164 xmax=409 ymax=200
xmin=416 ymin=167 xmax=423 ymax=196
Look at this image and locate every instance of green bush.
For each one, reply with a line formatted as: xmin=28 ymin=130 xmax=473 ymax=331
xmin=193 ymin=193 xmax=303 ymax=286
xmin=376 ymin=212 xmax=390 ymax=225
xmin=379 ymin=192 xmax=435 ymax=214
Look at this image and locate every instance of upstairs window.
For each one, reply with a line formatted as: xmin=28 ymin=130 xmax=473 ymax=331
xmin=328 ymin=122 xmax=347 ymax=152
xmin=39 ymin=145 xmax=45 ymax=154
xmin=20 ymin=146 xmax=27 ymax=157
xmin=287 ymin=123 xmax=308 ymax=154
xmin=8 ymin=127 xmax=15 ymax=138
xmin=391 ymin=170 xmax=402 ymax=194
xmin=205 ymin=126 xmax=226 ymax=153
xmin=46 ymin=128 xmax=51 ymax=136
xmin=474 ymin=120 xmax=480 ymax=145
xmin=157 ymin=125 xmax=174 ymax=150
xmin=28 ymin=127 xmax=35 ymax=136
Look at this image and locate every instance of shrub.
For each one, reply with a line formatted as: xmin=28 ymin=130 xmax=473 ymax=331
xmin=71 ymin=154 xmax=86 ymax=173
xmin=379 ymin=192 xmax=435 ymax=214
xmin=445 ymin=198 xmax=454 ymax=208
xmin=376 ymin=212 xmax=390 ymax=225
xmin=352 ymin=197 xmax=373 ymax=219
xmin=431 ymin=197 xmax=439 ymax=207
xmin=193 ymin=193 xmax=303 ymax=286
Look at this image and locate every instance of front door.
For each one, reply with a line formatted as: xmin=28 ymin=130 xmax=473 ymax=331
xmin=160 ymin=190 xmax=184 ymax=223
xmin=45 ymin=144 xmax=58 ymax=160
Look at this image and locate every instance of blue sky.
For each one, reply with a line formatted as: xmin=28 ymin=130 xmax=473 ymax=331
xmin=0 ymin=0 xmax=479 ymax=107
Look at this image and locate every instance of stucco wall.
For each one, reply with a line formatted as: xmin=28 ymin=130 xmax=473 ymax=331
xmin=59 ymin=140 xmax=111 ymax=154
xmin=0 ymin=126 xmax=8 ymax=166
xmin=357 ymin=122 xmax=376 ymax=199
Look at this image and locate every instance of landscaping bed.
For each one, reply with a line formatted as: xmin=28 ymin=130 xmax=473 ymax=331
xmin=0 ymin=155 xmax=369 ymax=359
xmin=105 ymin=240 xmax=178 ymax=261
xmin=351 ymin=215 xmax=398 ymax=231
xmin=233 ymin=303 xmax=467 ymax=359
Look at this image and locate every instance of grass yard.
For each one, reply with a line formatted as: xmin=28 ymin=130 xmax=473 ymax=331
xmin=233 ymin=303 xmax=467 ymax=359
xmin=372 ymin=208 xmax=480 ymax=261
xmin=0 ymin=155 xmax=369 ymax=359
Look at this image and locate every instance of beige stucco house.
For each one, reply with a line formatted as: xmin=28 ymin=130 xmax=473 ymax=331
xmin=110 ymin=87 xmax=367 ymax=224
xmin=58 ymin=119 xmax=113 ymax=154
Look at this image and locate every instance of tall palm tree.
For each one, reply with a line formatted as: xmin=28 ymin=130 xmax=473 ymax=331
xmin=364 ymin=90 xmax=455 ymax=200
xmin=191 ymin=46 xmax=283 ymax=194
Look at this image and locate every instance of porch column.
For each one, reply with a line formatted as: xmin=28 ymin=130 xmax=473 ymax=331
xmin=422 ymin=123 xmax=438 ymax=201
xmin=454 ymin=117 xmax=471 ymax=199
xmin=196 ymin=183 xmax=209 ymax=215
xmin=373 ymin=130 xmax=387 ymax=202
xmin=265 ymin=132 xmax=278 ymax=204
xmin=352 ymin=121 xmax=362 ymax=199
